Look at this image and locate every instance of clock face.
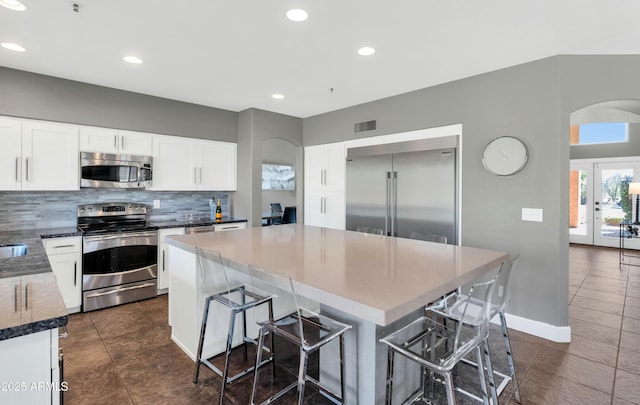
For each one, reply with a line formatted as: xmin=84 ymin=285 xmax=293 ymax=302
xmin=482 ymin=136 xmax=528 ymax=176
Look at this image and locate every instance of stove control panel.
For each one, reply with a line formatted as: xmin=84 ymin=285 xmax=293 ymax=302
xmin=78 ymin=202 xmax=147 ymax=218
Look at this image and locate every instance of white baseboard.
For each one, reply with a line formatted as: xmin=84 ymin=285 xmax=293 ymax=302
xmin=490 ymin=312 xmax=572 ymax=343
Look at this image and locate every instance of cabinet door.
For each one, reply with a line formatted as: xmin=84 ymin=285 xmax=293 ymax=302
xmin=198 ymin=140 xmax=237 ymax=191
xmin=158 ymin=228 xmax=185 ymax=292
xmin=120 ymin=130 xmax=153 ymax=155
xmin=304 ymin=145 xmax=327 ymax=192
xmin=324 ymin=192 xmax=346 ymax=230
xmin=22 ymin=121 xmax=79 ymax=191
xmin=0 ymin=330 xmax=53 ymax=405
xmin=0 ymin=277 xmax=22 ymax=327
xmin=0 ymin=117 xmax=22 ymax=190
xmin=48 ymin=254 xmax=81 ymax=311
xmin=79 ymin=126 xmax=119 ymax=153
xmin=304 ymin=191 xmax=326 ymax=227
xmin=324 ymin=142 xmax=346 ymax=192
xmin=151 ymin=135 xmax=197 ymax=190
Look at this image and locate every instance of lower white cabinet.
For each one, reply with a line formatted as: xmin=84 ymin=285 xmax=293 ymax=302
xmin=43 ymin=237 xmax=82 ymax=314
xmin=304 ymin=191 xmax=345 ymax=230
xmin=0 ymin=329 xmax=62 ymax=405
xmin=157 ymin=227 xmax=185 ymax=293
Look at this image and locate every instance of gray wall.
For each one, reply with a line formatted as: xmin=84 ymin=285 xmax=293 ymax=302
xmin=262 ymin=139 xmax=297 ymax=212
xmin=570 ymin=120 xmax=640 ymax=160
xmin=304 ymin=57 xmax=567 ymax=327
xmin=235 ymin=108 xmax=303 ymax=227
xmin=0 ymin=66 xmax=237 ymax=142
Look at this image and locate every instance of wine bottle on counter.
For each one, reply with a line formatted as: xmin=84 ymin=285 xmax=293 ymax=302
xmin=216 ymin=198 xmax=222 ymax=222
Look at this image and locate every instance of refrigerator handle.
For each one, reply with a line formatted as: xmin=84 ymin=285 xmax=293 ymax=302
xmin=392 ymin=171 xmax=398 ymax=237
xmin=385 ymin=172 xmax=391 ymax=236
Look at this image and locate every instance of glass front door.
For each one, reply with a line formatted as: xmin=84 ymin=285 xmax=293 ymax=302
xmin=571 ymin=159 xmax=640 ymax=248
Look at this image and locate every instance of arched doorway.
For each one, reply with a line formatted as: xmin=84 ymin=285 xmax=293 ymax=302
xmin=569 ymin=100 xmax=640 ymax=248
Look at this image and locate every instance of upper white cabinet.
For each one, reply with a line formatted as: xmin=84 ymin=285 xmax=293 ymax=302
xmin=152 ymin=134 xmax=237 ymax=191
xmin=304 ymin=142 xmax=346 ymax=229
xmin=304 ymin=142 xmax=346 ymax=193
xmin=79 ymin=126 xmax=153 ymax=155
xmin=0 ymin=117 xmax=79 ymax=191
xmin=0 ymin=117 xmax=22 ymax=190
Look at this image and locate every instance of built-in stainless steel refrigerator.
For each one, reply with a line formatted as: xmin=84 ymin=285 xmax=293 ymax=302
xmin=346 ymin=137 xmax=457 ymax=243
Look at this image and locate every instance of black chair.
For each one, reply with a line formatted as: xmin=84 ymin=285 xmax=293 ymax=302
xmin=281 ymin=206 xmax=296 ymax=224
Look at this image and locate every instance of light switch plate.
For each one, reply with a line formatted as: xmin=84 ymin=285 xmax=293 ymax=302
xmin=153 ymin=199 xmax=161 ymax=209
xmin=522 ymin=208 xmax=543 ymax=222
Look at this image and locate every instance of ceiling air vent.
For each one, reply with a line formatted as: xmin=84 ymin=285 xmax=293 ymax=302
xmin=354 ymin=120 xmax=377 ymax=133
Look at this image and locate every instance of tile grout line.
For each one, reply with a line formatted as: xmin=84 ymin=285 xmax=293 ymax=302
xmin=87 ymin=308 xmax=137 ymax=405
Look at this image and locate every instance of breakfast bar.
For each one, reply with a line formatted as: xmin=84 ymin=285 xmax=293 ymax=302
xmin=166 ymin=224 xmax=508 ymax=403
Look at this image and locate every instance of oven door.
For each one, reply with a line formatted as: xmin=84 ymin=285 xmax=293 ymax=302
xmin=82 ymin=230 xmax=158 ymax=291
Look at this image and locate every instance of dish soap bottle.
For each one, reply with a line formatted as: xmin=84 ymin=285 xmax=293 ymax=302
xmin=215 ymin=198 xmax=222 ymax=222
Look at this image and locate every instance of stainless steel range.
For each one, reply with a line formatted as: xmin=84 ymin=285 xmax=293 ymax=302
xmin=78 ymin=202 xmax=158 ymax=312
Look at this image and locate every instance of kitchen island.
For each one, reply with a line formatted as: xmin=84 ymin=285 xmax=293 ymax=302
xmin=166 ymin=224 xmax=508 ymax=403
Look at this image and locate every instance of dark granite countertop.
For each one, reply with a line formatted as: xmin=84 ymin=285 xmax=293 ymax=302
xmin=152 ymin=216 xmax=247 ymax=229
xmin=0 ymin=228 xmax=74 ymax=340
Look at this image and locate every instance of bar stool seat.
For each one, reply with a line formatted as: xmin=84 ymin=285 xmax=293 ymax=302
xmin=249 ymin=266 xmax=352 ymax=405
xmin=192 ymin=248 xmax=275 ymax=405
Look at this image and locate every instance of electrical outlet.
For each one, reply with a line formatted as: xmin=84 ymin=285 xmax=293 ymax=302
xmin=153 ymin=199 xmax=161 ymax=209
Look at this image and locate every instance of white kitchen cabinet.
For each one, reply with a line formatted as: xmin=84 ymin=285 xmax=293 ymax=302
xmin=304 ymin=191 xmax=345 ymax=230
xmin=43 ymin=237 xmax=82 ymax=313
xmin=214 ymin=222 xmax=246 ymax=232
xmin=304 ymin=142 xmax=346 ymax=193
xmin=0 ymin=117 xmax=22 ymax=190
xmin=0 ymin=329 xmax=61 ymax=405
xmin=152 ymin=134 xmax=237 ymax=191
xmin=79 ymin=126 xmax=153 ymax=155
xmin=157 ymin=227 xmax=185 ymax=293
xmin=0 ymin=117 xmax=79 ymax=191
xmin=304 ymin=142 xmax=346 ymax=229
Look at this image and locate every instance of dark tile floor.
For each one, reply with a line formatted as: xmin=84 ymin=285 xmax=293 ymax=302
xmin=60 ymin=245 xmax=640 ymax=404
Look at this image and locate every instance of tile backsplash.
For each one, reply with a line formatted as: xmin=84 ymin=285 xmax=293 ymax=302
xmin=0 ymin=190 xmax=229 ymax=231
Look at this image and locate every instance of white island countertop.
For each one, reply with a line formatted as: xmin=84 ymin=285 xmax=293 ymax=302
xmin=166 ymin=224 xmax=508 ymax=326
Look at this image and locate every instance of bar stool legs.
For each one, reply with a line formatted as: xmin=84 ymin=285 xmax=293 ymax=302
xmin=193 ymin=287 xmax=274 ymax=405
xmin=500 ymin=310 xmax=521 ymax=403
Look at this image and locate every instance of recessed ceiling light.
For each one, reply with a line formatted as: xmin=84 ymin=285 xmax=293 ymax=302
xmin=272 ymin=94 xmax=285 ymax=100
xmin=286 ymin=9 xmax=308 ymax=22
xmin=1 ymin=42 xmax=26 ymax=52
xmin=358 ymin=46 xmax=376 ymax=56
xmin=123 ymin=56 xmax=143 ymax=64
xmin=0 ymin=0 xmax=26 ymax=11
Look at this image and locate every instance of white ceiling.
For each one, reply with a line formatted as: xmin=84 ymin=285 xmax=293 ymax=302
xmin=1 ymin=1 xmax=639 ymax=118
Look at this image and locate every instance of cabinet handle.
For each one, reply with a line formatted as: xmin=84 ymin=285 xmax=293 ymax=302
xmin=24 ymin=283 xmax=28 ymax=311
xmin=15 ymin=157 xmax=19 ymax=181
xmin=53 ymin=244 xmax=75 ymax=249
xmin=25 ymin=157 xmax=30 ymax=182
xmin=14 ymin=285 xmax=18 ymax=312
xmin=194 ymin=168 xmax=197 ymax=184
xmin=162 ymin=250 xmax=165 ymax=271
xmin=121 ymin=135 xmax=126 ymax=150
xmin=74 ymin=261 xmax=77 ymax=286
xmin=114 ymin=135 xmax=118 ymax=149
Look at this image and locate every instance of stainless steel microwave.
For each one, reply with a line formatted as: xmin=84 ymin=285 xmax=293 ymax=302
xmin=80 ymin=152 xmax=152 ymax=189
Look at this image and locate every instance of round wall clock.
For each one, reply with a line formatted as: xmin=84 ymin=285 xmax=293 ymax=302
xmin=482 ymin=136 xmax=528 ymax=176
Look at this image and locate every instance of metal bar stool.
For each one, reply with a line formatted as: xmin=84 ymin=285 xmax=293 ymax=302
xmin=192 ymin=248 xmax=275 ymax=405
xmin=249 ymin=266 xmax=352 ymax=405
xmin=380 ymin=275 xmax=500 ymax=405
